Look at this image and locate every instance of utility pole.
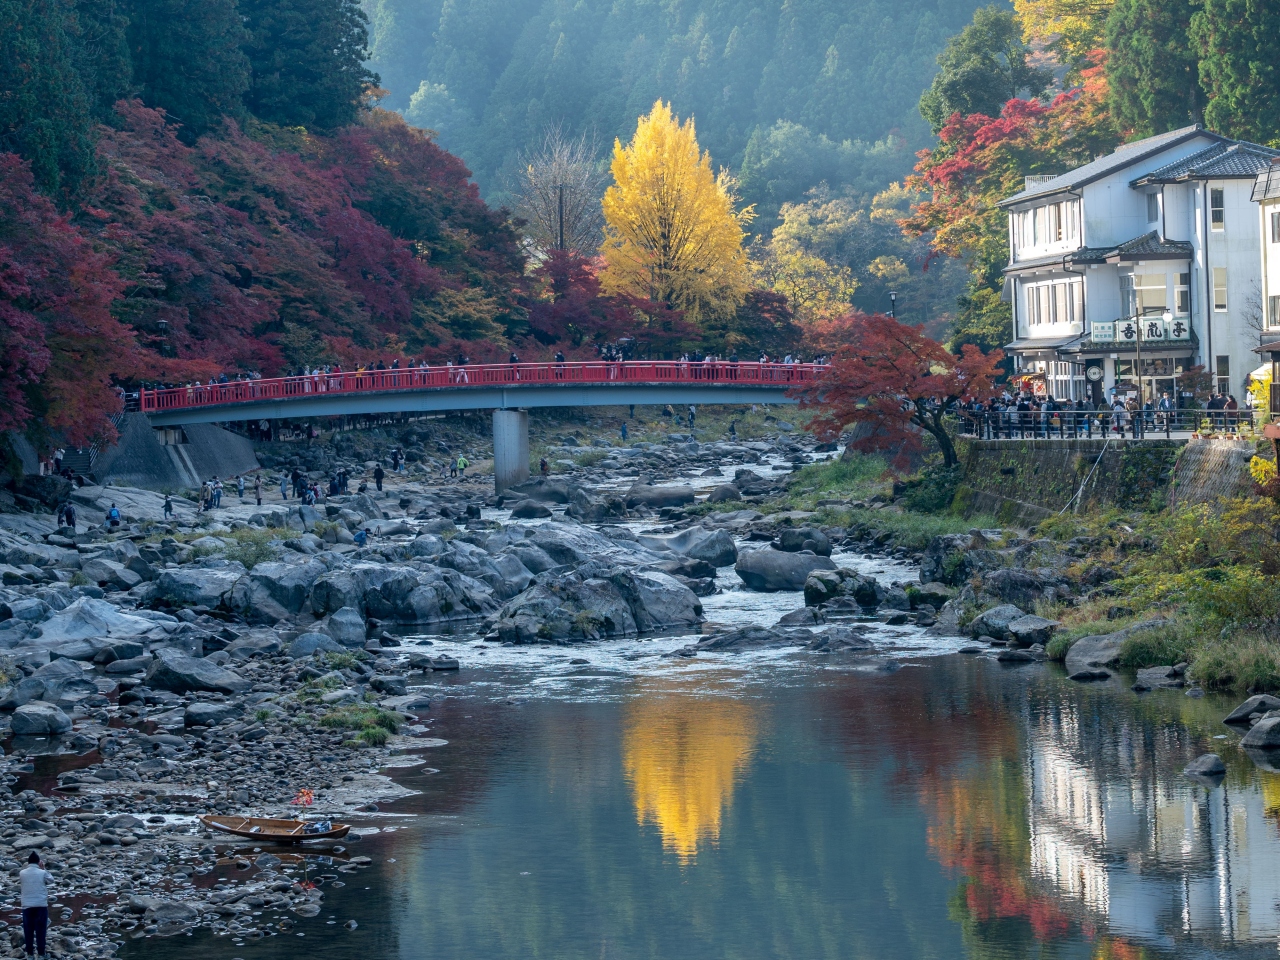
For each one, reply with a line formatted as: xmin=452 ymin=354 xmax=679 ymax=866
xmin=557 ymin=183 xmax=566 ymax=252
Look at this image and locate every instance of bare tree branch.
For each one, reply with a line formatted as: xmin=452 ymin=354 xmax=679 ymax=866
xmin=511 ymin=126 xmax=606 ymax=258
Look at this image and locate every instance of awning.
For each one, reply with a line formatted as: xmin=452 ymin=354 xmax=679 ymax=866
xmin=1004 ymin=333 xmax=1087 ymax=354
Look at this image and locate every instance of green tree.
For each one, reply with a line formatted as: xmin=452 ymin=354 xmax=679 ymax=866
xmin=126 ymin=0 xmax=250 ymax=139
xmin=74 ymin=0 xmax=134 ymax=120
xmin=0 ymin=0 xmax=96 ymax=194
xmin=241 ymin=0 xmax=379 ymax=130
xmin=918 ymin=6 xmax=1052 ymax=132
xmin=1105 ymin=0 xmax=1201 ymax=136
xmin=1192 ymin=0 xmax=1280 ymax=143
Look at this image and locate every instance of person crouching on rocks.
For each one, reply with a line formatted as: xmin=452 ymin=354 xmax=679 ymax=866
xmin=20 ymin=851 xmax=52 ymax=959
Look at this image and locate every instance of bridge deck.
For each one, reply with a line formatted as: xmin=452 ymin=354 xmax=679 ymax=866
xmin=140 ymin=361 xmax=819 ymax=426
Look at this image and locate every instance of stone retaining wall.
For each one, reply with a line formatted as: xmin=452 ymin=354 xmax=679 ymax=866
xmin=92 ymin=414 xmax=259 ymax=491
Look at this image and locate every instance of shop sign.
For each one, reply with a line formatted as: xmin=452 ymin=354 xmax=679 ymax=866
xmin=1166 ymin=317 xmax=1190 ymax=340
xmin=1093 ymin=322 xmax=1115 ymax=342
xmin=1140 ymin=318 xmax=1167 ymax=340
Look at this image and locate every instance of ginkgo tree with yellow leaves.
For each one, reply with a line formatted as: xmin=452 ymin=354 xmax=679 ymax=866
xmin=600 ymin=100 xmax=754 ymax=326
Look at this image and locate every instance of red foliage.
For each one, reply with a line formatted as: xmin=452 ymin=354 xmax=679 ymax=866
xmin=0 ymin=154 xmax=135 ymax=448
xmin=527 ymin=251 xmax=636 ymax=351
xmin=798 ymin=312 xmax=1003 ymax=467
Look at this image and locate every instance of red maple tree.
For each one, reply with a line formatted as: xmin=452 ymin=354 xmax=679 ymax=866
xmin=797 ymin=312 xmax=1003 ymax=468
xmin=0 ymin=154 xmax=137 ymax=449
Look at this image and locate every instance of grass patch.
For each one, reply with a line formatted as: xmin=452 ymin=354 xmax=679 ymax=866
xmin=223 ymin=528 xmax=278 ymax=568
xmin=318 ymin=704 xmax=402 ymax=736
xmin=253 ymin=708 xmax=272 ymax=723
xmin=784 ymin=453 xmax=893 ymax=509
xmin=1191 ymin=634 xmax=1280 ymax=693
xmin=321 ymin=650 xmax=370 ymax=670
xmin=845 ymin=508 xmax=1005 ymax=553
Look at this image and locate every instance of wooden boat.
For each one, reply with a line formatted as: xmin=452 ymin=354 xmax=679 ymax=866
xmin=200 ymin=815 xmax=351 ymax=842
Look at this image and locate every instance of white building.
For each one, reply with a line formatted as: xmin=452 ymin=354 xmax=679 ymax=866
xmin=999 ymin=126 xmax=1277 ymax=405
xmin=1250 ymin=161 xmax=1280 ymax=416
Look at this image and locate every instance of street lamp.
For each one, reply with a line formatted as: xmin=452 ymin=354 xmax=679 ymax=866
xmin=888 ymin=291 xmax=897 ymax=318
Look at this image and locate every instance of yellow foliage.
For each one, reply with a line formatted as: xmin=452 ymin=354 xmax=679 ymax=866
xmin=1014 ymin=0 xmax=1115 ymax=68
xmin=1249 ymin=369 xmax=1272 ymax=419
xmin=600 ymin=100 xmax=753 ymax=322
xmin=749 ymin=243 xmax=856 ymax=324
xmin=622 ymin=687 xmax=757 ymax=862
xmin=1250 ymin=456 xmax=1277 ymax=485
xmin=867 ymin=255 xmax=909 ymax=284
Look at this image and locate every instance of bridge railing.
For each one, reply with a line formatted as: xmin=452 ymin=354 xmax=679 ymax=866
xmin=955 ymin=408 xmax=1256 ymax=440
xmin=137 ymin=361 xmax=825 ymax=413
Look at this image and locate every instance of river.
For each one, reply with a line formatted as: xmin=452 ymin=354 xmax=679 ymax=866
xmin=118 ymin=544 xmax=1280 ymax=960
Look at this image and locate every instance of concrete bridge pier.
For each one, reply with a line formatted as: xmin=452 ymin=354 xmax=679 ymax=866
xmin=493 ymin=409 xmax=529 ymax=494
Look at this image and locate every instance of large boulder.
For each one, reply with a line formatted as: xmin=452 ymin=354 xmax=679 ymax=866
xmin=321 ymin=606 xmax=366 ymax=648
xmin=1225 ymin=694 xmax=1280 ymax=725
xmin=803 ymin=569 xmax=883 ymax=609
xmin=565 ymin=489 xmax=629 ymax=523
xmin=504 ymin=478 xmax=580 ymax=504
xmin=287 ymin=633 xmax=345 ymax=659
xmin=778 ymin=527 xmax=832 ymax=557
xmin=1006 ymin=614 xmax=1058 ymax=648
xmin=154 ymin=562 xmax=246 ymax=609
xmin=1062 ymin=619 xmax=1169 ymax=675
xmin=980 ymin=569 xmax=1059 ymax=608
xmin=310 ymin=563 xmax=497 ymax=624
xmin=435 ymin=541 xmax=534 ymax=600
xmin=509 ymin=500 xmax=553 ymax=519
xmin=184 ymin=701 xmax=244 ymax=727
xmin=494 ymin=569 xmax=701 ymax=644
xmin=1241 ymin=716 xmax=1280 ymax=749
xmin=920 ymin=534 xmax=976 ymax=585
xmin=707 ymin=484 xmax=741 ymax=503
xmin=736 ymin=547 xmax=836 ymax=592
xmin=625 ymin=484 xmax=696 ymax=509
xmin=10 ymin=702 xmax=71 ymax=736
xmin=638 ymin=527 xmax=738 ymax=568
xmin=968 ymin=605 xmax=1026 ymax=640
xmin=695 ymin=625 xmax=807 ymax=651
xmin=29 ymin=597 xmax=178 ymax=647
xmin=145 ymin=649 xmax=250 ymax=694
xmin=79 ymin=557 xmax=142 ymax=591
xmin=230 ymin=559 xmax=328 ymax=625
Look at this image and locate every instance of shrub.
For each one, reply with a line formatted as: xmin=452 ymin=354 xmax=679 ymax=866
xmin=318 ymin=704 xmax=401 ymax=734
xmin=898 ymin=465 xmax=963 ymax=514
xmin=1191 ymin=635 xmax=1280 ymax=693
xmin=1115 ymin=625 xmax=1194 ymax=670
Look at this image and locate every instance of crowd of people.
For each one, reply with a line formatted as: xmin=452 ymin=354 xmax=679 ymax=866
xmin=959 ymin=390 xmax=1248 ymax=438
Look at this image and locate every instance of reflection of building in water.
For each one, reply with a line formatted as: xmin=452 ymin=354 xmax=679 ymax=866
xmin=1027 ymin=704 xmax=1280 ymax=947
xmin=622 ymin=692 xmax=757 ymax=862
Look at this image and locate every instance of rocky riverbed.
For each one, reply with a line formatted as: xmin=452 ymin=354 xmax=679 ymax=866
xmin=3 ymin=423 xmax=1277 ymax=959
xmin=0 ymin=426 xmax=960 ymax=958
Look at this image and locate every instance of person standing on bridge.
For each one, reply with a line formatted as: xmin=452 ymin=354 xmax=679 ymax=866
xmin=554 ymin=350 xmax=565 ymax=380
xmin=374 ymin=463 xmax=385 ymax=492
xmin=509 ymin=351 xmax=520 ymax=381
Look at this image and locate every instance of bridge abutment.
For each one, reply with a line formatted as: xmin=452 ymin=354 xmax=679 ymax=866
xmin=493 ymin=409 xmax=529 ymax=493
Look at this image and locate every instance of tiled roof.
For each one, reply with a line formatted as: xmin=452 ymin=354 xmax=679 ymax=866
xmin=1004 ymin=232 xmax=1191 ymax=273
xmin=1132 ymin=141 xmax=1280 ymax=184
xmin=1252 ymin=162 xmax=1280 ymax=202
xmin=1111 ymin=232 xmax=1194 ymax=258
xmin=1000 ymin=125 xmax=1219 ymax=206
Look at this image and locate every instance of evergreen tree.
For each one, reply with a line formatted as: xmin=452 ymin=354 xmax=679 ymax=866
xmin=73 ymin=0 xmax=134 ymax=120
xmin=0 ymin=0 xmax=96 ymax=194
xmin=1191 ymin=0 xmax=1280 ymax=143
xmin=1105 ymin=0 xmax=1201 ymax=136
xmin=918 ymin=6 xmax=1052 ymax=133
xmin=126 ymin=0 xmax=249 ymax=139
xmin=240 ymin=0 xmax=378 ymax=130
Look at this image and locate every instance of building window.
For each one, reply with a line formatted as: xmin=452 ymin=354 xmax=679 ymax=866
xmin=1271 ymin=210 xmax=1280 ymax=243
xmin=1269 ymin=295 xmax=1280 ymax=327
xmin=1216 ymin=355 xmax=1230 ymax=394
xmin=1025 ymin=278 xmax=1084 ymax=326
xmin=1213 ymin=267 xmax=1227 ymax=311
xmin=1122 ymin=272 xmax=1168 ymax=316
xmin=1211 ymin=188 xmax=1225 ymax=230
xmin=1146 ymin=192 xmax=1159 ymax=223
xmin=1176 ymin=272 xmax=1191 ymax=315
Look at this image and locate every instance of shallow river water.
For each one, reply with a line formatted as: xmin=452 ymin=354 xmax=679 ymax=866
xmin=117 ymin=546 xmax=1280 ymax=960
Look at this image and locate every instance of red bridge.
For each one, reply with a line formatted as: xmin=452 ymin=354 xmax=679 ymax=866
xmin=139 ymin=360 xmax=822 ymax=491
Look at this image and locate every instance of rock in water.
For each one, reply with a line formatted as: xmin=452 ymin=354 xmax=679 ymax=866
xmin=10 ymin=702 xmax=71 ymax=736
xmin=1062 ymin=619 xmax=1169 ymax=674
xmin=509 ymin=500 xmax=553 ymax=519
xmin=1224 ymin=694 xmax=1280 ymax=725
xmin=735 ymin=547 xmax=836 ymax=592
xmin=1241 ymin=716 xmax=1280 ymax=749
xmin=968 ymin=605 xmax=1026 ymax=640
xmin=1183 ymin=753 xmax=1226 ymax=779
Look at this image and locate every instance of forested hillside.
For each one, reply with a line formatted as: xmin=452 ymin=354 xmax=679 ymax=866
xmin=364 ymin=0 xmax=990 ymax=219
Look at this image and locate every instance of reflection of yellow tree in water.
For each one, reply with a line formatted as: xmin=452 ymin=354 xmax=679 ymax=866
xmin=622 ymin=690 xmax=757 ymax=862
